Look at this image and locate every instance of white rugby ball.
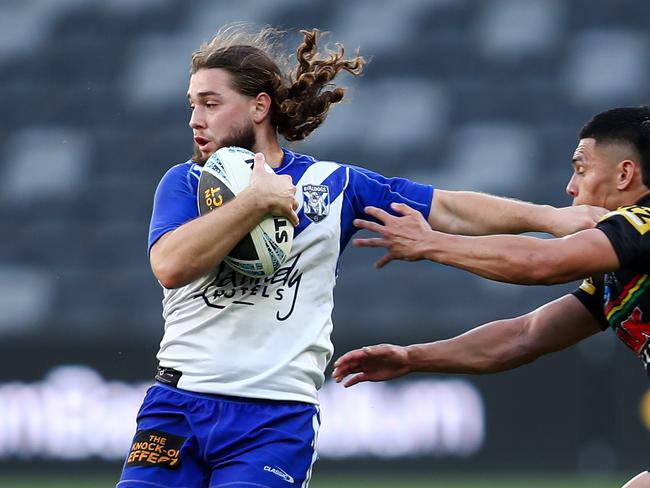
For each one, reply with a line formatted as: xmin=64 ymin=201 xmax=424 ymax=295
xmin=198 ymin=146 xmax=293 ymax=278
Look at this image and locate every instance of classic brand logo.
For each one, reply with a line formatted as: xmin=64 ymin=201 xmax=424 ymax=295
xmin=264 ymin=465 xmax=294 ymax=483
xmin=302 ymin=184 xmax=330 ymax=223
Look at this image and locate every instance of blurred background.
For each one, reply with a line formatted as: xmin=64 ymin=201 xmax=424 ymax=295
xmin=1 ymin=0 xmax=649 ymax=486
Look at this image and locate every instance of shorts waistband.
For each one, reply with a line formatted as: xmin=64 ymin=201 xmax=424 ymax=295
xmin=155 ymin=366 xmax=182 ymax=387
xmin=152 ymin=370 xmax=314 ymax=407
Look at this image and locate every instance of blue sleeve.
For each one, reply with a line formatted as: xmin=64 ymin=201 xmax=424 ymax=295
xmin=148 ymin=162 xmax=200 ymax=252
xmin=340 ymin=165 xmax=434 ymax=249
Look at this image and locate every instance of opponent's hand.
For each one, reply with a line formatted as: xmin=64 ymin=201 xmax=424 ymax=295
xmin=248 ymin=153 xmax=299 ymax=226
xmin=353 ymin=203 xmax=432 ymax=268
xmin=548 ymin=205 xmax=607 ymax=237
xmin=332 ymin=344 xmax=411 ymax=387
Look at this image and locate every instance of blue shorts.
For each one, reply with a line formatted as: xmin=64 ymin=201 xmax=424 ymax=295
xmin=117 ymin=383 xmax=320 ymax=488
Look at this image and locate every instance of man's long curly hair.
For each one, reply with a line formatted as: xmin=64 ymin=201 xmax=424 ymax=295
xmin=190 ymin=23 xmax=368 ymax=141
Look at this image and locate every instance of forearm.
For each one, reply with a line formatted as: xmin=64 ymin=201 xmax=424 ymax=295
xmin=332 ymin=296 xmax=599 ymax=386
xmin=421 ymin=231 xmax=555 ymax=284
xmin=430 ymin=190 xmax=557 ymax=236
xmin=405 ymin=318 xmax=537 ymax=375
xmin=406 ymin=294 xmax=603 ymax=375
xmin=420 ymin=227 xmax=617 ymax=285
xmin=152 ymin=188 xmax=268 ymax=288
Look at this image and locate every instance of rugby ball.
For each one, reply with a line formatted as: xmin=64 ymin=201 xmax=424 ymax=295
xmin=198 ymin=146 xmax=293 ymax=277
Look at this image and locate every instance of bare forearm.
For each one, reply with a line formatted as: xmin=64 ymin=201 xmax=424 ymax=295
xmin=332 ymin=296 xmax=601 ymax=387
xmin=405 ymin=319 xmax=537 ymax=374
xmin=431 ymin=190 xmax=557 ymax=236
xmin=420 ymin=232 xmax=550 ymax=284
xmin=419 ymin=228 xmax=615 ymax=285
xmin=405 ymin=296 xmax=601 ymax=375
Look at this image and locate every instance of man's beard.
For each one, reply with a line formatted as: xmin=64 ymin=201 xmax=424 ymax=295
xmin=192 ymin=123 xmax=257 ymax=165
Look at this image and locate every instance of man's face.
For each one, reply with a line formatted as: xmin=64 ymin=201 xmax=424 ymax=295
xmin=187 ymin=68 xmax=256 ymax=164
xmin=566 ymin=138 xmax=624 ymax=209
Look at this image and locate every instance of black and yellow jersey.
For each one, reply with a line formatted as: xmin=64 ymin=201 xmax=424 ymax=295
xmin=573 ymin=195 xmax=650 ymax=375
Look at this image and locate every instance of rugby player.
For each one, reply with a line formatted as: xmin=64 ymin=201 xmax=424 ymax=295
xmin=334 ymin=106 xmax=650 ymax=488
xmin=118 ymin=24 xmax=603 ymax=487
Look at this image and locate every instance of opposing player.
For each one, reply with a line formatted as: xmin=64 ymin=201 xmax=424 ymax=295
xmin=118 ymin=24 xmax=604 ymax=487
xmin=333 ymin=106 xmax=650 ymax=488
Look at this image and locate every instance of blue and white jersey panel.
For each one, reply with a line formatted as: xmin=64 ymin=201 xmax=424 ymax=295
xmin=148 ymin=149 xmax=433 ymax=404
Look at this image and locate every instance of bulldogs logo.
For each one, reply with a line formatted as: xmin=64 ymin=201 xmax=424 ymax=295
xmin=302 ymin=184 xmax=329 ymax=223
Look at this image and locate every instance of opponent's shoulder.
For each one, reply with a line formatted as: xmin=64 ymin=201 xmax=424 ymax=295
xmin=598 ymin=204 xmax=650 ymax=235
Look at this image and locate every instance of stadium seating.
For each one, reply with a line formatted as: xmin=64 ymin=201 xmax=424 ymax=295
xmin=0 ymin=0 xmax=648 ymax=346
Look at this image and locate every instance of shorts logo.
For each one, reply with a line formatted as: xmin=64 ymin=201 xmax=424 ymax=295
xmin=302 ymin=184 xmax=329 ymax=223
xmin=126 ymin=429 xmax=186 ymax=469
xmin=264 ymin=465 xmax=295 ymax=483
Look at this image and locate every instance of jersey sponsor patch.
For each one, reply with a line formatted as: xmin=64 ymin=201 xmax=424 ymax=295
xmin=126 ymin=429 xmax=186 ymax=469
xmin=601 ymin=205 xmax=650 ymax=234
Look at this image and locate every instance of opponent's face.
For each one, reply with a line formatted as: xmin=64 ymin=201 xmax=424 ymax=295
xmin=188 ymin=68 xmax=256 ymax=164
xmin=566 ymin=138 xmax=623 ymax=209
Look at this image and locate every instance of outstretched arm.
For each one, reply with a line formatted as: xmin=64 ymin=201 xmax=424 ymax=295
xmin=428 ymin=189 xmax=605 ymax=237
xmin=332 ymin=294 xmax=601 ymax=387
xmin=355 ymin=203 xmax=619 ymax=283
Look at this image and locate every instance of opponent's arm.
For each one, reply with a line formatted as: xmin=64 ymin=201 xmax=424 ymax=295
xmin=151 ymin=154 xmax=298 ymax=289
xmin=333 ymin=295 xmax=601 ymax=386
xmin=428 ymin=189 xmax=605 ymax=237
xmin=355 ymin=204 xmax=619 ymax=282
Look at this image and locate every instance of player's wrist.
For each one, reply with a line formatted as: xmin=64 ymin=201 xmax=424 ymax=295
xmin=421 ymin=230 xmax=453 ymax=262
xmin=404 ymin=344 xmax=425 ymax=372
xmin=239 ymin=186 xmax=274 ymax=216
xmin=537 ymin=204 xmax=560 ymax=236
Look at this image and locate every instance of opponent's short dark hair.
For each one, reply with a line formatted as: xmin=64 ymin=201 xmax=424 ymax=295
xmin=579 ymin=105 xmax=650 ymax=187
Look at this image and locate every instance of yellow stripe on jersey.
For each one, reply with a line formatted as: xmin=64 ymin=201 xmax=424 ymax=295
xmin=600 ymin=205 xmax=650 ymax=235
xmin=579 ymin=278 xmax=596 ymax=295
xmin=605 ymin=274 xmax=649 ymax=322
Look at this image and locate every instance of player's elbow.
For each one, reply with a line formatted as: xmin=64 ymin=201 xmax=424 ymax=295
xmin=151 ymin=259 xmax=192 ymax=289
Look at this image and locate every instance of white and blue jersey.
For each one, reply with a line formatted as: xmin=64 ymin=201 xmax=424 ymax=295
xmin=148 ymin=148 xmax=433 ymax=404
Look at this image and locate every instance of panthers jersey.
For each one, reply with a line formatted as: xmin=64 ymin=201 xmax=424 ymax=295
xmin=148 ymin=148 xmax=433 ymax=403
xmin=573 ymin=196 xmax=650 ymax=375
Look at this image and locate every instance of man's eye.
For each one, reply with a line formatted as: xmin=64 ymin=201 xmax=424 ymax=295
xmin=188 ymin=105 xmax=195 ymax=111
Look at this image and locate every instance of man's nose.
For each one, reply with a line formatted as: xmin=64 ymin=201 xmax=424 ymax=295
xmin=565 ymin=175 xmax=578 ymax=197
xmin=189 ymin=107 xmax=205 ymax=129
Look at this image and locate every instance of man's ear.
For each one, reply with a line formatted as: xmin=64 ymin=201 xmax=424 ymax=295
xmin=617 ymin=159 xmax=637 ymax=190
xmin=251 ymin=92 xmax=272 ymax=123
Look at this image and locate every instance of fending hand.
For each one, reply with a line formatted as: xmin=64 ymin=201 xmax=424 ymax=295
xmin=550 ymin=204 xmax=607 ymax=237
xmin=332 ymin=344 xmax=411 ymax=387
xmin=353 ymin=203 xmax=432 ymax=268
